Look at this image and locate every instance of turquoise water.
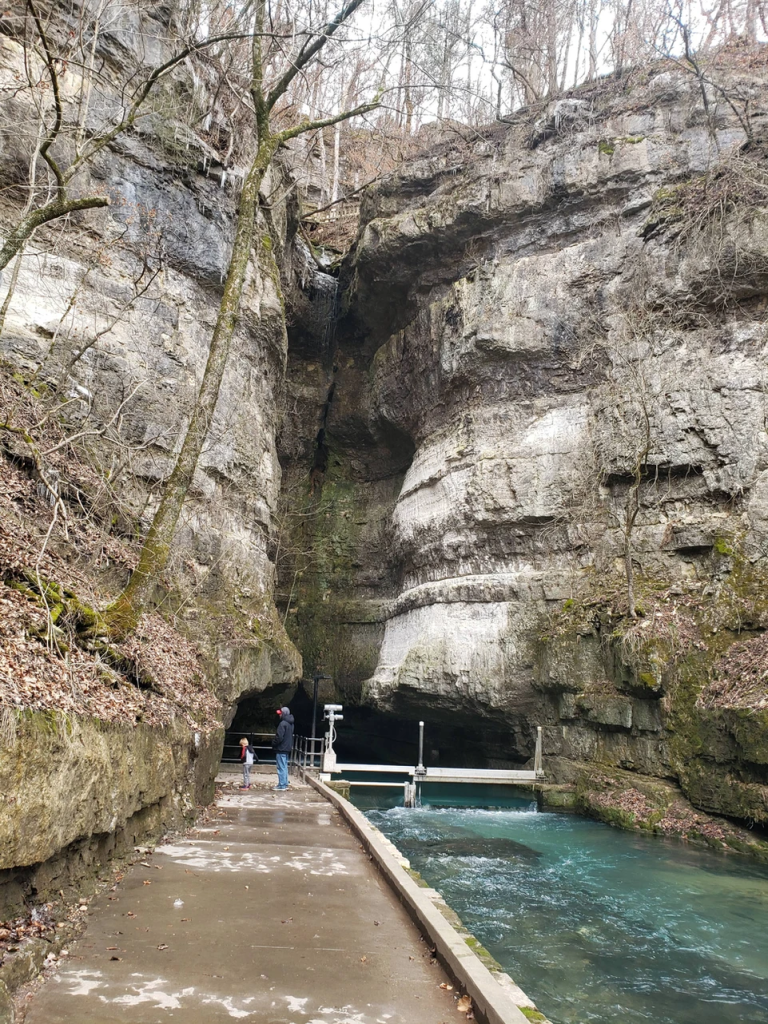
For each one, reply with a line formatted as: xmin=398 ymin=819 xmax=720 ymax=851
xmin=358 ymin=794 xmax=768 ymax=1024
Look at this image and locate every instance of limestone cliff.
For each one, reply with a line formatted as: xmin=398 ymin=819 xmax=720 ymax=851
xmin=0 ymin=8 xmax=301 ymax=926
xmin=281 ymin=56 xmax=768 ymax=834
xmin=3 ymin=18 xmax=768 ymax=961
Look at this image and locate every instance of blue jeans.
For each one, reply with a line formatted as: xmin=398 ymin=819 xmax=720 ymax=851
xmin=276 ymin=751 xmax=289 ymax=788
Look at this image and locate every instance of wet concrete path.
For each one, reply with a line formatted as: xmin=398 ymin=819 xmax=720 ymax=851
xmin=24 ymin=773 xmax=458 ymax=1024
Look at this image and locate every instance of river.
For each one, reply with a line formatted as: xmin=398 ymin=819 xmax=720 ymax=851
xmin=353 ymin=788 xmax=768 ymax=1024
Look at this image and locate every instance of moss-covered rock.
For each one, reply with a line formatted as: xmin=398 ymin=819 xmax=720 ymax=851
xmin=0 ymin=979 xmax=13 ymax=1024
xmin=0 ymin=711 xmax=220 ymax=917
xmin=573 ymin=764 xmax=768 ymax=861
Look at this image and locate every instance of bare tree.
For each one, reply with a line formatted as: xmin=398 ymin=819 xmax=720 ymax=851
xmin=104 ymin=0 xmax=380 ymax=635
xmin=0 ymin=0 xmax=267 ymax=273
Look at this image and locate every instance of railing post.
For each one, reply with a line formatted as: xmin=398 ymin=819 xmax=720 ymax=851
xmin=416 ymin=721 xmax=426 ymax=776
xmin=534 ymin=725 xmax=543 ymax=776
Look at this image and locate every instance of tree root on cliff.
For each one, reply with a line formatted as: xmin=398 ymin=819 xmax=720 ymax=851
xmin=4 ymin=568 xmax=165 ymax=694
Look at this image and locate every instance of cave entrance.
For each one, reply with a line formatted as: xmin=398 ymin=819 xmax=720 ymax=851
xmin=325 ymin=703 xmax=534 ymax=771
xmin=230 ymin=684 xmax=308 ymax=737
xmin=228 ymin=688 xmax=534 ymax=771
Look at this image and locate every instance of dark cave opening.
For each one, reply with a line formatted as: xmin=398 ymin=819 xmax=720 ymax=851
xmin=230 ymin=686 xmax=534 ymax=770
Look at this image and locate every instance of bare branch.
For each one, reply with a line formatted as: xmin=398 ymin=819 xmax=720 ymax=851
xmin=26 ymin=0 xmax=66 ymax=196
xmin=276 ymin=98 xmax=381 ymax=144
xmin=267 ymin=0 xmax=369 ymax=111
xmin=0 ymin=195 xmax=110 ymax=272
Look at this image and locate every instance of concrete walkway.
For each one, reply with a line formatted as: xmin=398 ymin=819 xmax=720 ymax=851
xmin=23 ymin=772 xmax=459 ymax=1024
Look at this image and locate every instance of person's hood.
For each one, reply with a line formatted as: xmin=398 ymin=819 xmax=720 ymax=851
xmin=279 ymin=707 xmax=294 ymax=724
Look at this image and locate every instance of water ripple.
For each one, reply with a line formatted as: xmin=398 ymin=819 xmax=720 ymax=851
xmin=363 ymin=801 xmax=768 ymax=1024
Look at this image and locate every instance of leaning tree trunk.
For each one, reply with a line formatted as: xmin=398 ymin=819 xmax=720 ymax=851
xmin=0 ymin=196 xmax=109 ymax=273
xmin=103 ymin=140 xmax=276 ymax=636
xmin=624 ymin=540 xmax=636 ymax=619
xmin=624 ymin=482 xmax=640 ymax=619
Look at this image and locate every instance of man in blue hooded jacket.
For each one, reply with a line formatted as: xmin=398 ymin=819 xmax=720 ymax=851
xmin=272 ymin=707 xmax=294 ymax=791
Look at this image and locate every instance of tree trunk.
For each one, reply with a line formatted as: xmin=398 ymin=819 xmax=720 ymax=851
xmin=103 ymin=141 xmax=276 ymax=635
xmin=547 ymin=0 xmax=559 ymax=95
xmin=573 ymin=10 xmax=585 ymax=88
xmin=588 ymin=0 xmax=598 ymax=79
xmin=99 ymin=0 xmax=376 ymax=637
xmin=318 ymin=128 xmax=328 ymax=206
xmin=404 ymin=33 xmax=414 ymax=134
xmin=0 ymin=249 xmax=25 ymax=337
xmin=331 ymin=123 xmax=341 ymax=205
xmin=625 ymin=540 xmax=636 ymax=618
xmin=624 ymin=477 xmax=641 ymax=618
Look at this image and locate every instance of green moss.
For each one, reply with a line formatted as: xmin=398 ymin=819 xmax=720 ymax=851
xmin=464 ymin=935 xmax=494 ymax=960
xmin=654 ymin=185 xmax=677 ymax=200
xmin=713 ymin=535 xmax=735 ymax=556
xmin=405 ymin=866 xmax=431 ymax=888
xmin=280 ymin=452 xmax=383 ymax=689
xmin=261 ymin=233 xmax=273 ymax=251
xmin=585 ymin=801 xmax=637 ymax=830
xmin=521 ymin=1010 xmax=549 ymax=1022
xmin=21 ymin=708 xmax=70 ymax=737
xmin=539 ymin=785 xmax=576 ymax=810
xmin=326 ymin=780 xmax=350 ymax=799
xmin=598 ymin=140 xmax=615 ymax=156
xmin=537 ymin=535 xmax=768 ymax=848
xmin=621 ymin=135 xmax=645 ymax=144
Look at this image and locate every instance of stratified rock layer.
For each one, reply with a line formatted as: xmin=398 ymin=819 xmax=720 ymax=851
xmin=280 ymin=60 xmax=768 ymax=828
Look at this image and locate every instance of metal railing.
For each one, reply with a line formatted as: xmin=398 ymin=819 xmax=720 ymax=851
xmin=284 ymin=723 xmax=545 ymax=788
xmin=290 ymin=735 xmax=326 ymax=776
xmin=222 ymin=730 xmax=276 ymax=764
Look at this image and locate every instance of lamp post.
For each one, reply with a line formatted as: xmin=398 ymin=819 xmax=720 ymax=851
xmin=416 ymin=720 xmax=426 ymax=775
xmin=311 ymin=673 xmax=330 ymax=746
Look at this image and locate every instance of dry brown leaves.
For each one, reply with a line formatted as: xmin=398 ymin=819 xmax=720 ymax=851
xmin=0 ymin=373 xmax=222 ymax=730
xmin=0 ymin=905 xmax=55 ymax=964
xmin=590 ymin=786 xmax=655 ymax=820
xmin=116 ymin=613 xmax=220 ymax=727
xmin=656 ymin=803 xmax=733 ymax=843
xmin=586 ymin=779 xmax=751 ymax=846
xmin=699 ymin=633 xmax=768 ymax=713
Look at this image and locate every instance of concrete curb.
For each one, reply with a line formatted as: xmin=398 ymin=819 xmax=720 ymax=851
xmin=306 ymin=773 xmax=538 ymax=1024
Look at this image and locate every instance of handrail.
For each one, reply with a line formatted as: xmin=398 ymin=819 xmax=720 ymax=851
xmin=222 ymin=729 xmax=277 ymax=763
xmin=290 ymin=734 xmax=326 ymax=777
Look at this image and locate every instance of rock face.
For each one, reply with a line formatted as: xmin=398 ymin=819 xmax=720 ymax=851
xmin=0 ymin=11 xmax=300 ymax=922
xmin=0 ymin=712 xmax=221 ymax=919
xmin=0 ymin=29 xmax=301 ymax=699
xmin=2 ymin=8 xmax=767 ymax=918
xmin=282 ymin=61 xmax=768 ymax=824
